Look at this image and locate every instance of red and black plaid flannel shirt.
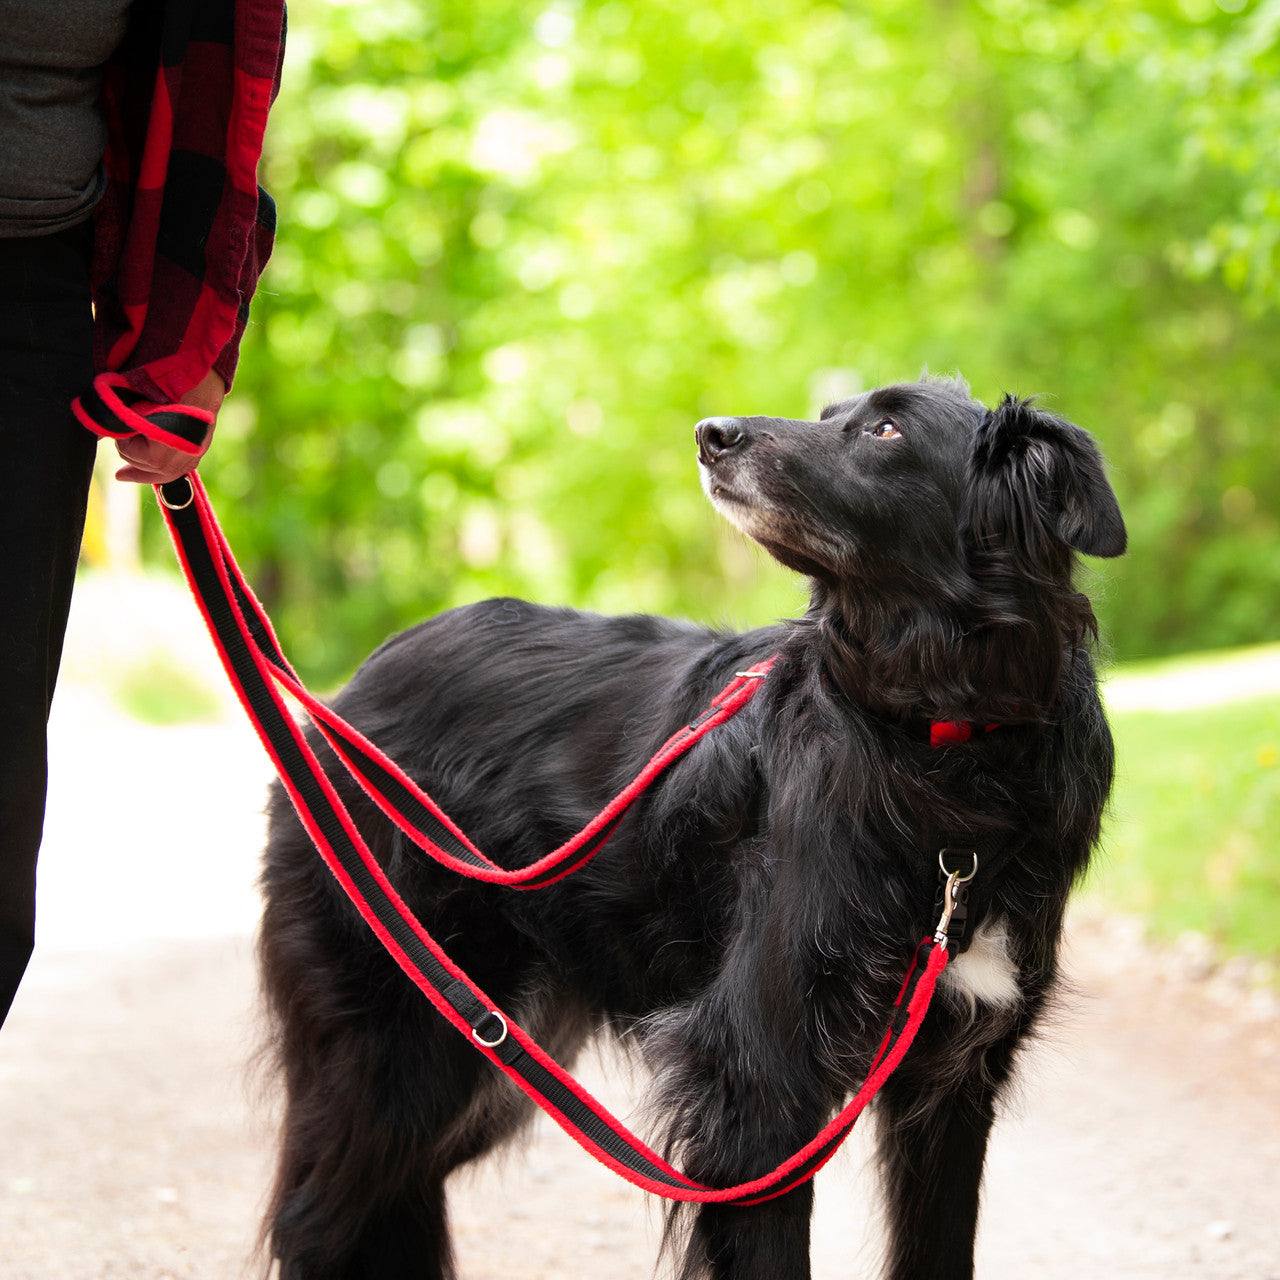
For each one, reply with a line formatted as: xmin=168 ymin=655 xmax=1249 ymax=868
xmin=72 ymin=0 xmax=286 ymax=447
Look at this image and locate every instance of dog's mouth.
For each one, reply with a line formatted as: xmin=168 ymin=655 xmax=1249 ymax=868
xmin=698 ymin=462 xmax=754 ymax=514
xmin=700 ymin=462 xmax=843 ymax=578
xmin=700 ymin=467 xmax=770 ymax=546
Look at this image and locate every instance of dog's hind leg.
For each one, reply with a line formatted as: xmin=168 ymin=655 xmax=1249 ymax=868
xmin=265 ymin=986 xmax=544 ymax=1280
xmin=266 ymin=1026 xmax=472 ymax=1279
xmin=268 ymin=1040 xmax=544 ymax=1279
xmin=872 ymin=1030 xmax=1022 ymax=1280
xmin=273 ymin=1177 xmax=451 ymax=1280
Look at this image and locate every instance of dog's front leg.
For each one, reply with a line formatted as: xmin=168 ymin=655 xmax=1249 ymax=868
xmin=681 ymin=1184 xmax=815 ymax=1280
xmin=653 ymin=1001 xmax=824 ymax=1279
xmin=873 ymin=1030 xmax=1021 ymax=1280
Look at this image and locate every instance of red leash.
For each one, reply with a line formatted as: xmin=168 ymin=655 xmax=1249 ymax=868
xmin=150 ymin=471 xmax=954 ymax=1204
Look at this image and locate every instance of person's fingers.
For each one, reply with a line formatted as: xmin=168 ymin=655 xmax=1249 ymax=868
xmin=111 ymin=371 xmax=224 ymax=485
xmin=114 ymin=438 xmax=203 ymax=485
xmin=113 ymin=416 xmax=218 ymax=485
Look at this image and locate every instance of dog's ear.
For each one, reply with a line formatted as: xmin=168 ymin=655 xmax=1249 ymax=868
xmin=967 ymin=395 xmax=1126 ymax=560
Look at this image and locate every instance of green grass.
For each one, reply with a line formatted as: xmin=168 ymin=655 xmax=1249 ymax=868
xmin=1090 ymin=693 xmax=1280 ymax=958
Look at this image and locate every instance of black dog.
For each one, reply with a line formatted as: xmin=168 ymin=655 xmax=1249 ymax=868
xmin=259 ymin=377 xmax=1125 ymax=1280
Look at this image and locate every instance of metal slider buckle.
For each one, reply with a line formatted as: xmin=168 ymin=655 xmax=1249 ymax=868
xmin=471 ymin=1010 xmax=509 ymax=1048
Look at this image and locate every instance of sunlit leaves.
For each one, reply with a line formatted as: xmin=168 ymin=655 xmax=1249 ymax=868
xmin=195 ymin=0 xmax=1280 ymax=684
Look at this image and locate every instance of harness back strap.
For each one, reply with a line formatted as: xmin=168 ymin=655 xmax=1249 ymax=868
xmin=155 ymin=473 xmax=951 ymax=1204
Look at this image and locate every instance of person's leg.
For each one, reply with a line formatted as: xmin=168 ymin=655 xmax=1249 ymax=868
xmin=0 ymin=223 xmax=98 ymax=1026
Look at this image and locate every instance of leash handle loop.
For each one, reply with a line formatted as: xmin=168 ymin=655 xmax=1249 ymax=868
xmin=73 ymin=373 xmax=212 ymax=454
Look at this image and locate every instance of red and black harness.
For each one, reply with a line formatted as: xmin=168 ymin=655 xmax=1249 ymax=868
xmin=149 ymin=470 xmax=986 ymax=1205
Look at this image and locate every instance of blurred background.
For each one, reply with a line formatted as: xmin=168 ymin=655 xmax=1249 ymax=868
xmin=85 ymin=0 xmax=1278 ymax=987
xmin=5 ymin=4 xmax=1276 ymax=1274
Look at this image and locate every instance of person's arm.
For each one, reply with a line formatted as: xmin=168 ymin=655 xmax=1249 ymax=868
xmin=74 ymin=0 xmax=286 ymax=476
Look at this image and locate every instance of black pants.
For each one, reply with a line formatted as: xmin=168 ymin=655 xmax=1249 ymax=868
xmin=0 ymin=224 xmax=99 ymax=1025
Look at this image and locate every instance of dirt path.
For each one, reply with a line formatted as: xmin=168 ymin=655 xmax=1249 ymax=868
xmin=2 ymin=584 xmax=1278 ymax=1278
xmin=1103 ymin=642 xmax=1280 ymax=713
xmin=3 ymin=914 xmax=1278 ymax=1280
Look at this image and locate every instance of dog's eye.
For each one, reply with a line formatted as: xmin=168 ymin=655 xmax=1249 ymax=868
xmin=866 ymin=420 xmax=901 ymax=439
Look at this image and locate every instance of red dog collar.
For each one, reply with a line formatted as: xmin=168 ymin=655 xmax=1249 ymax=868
xmin=930 ymin=720 xmax=1002 ymax=749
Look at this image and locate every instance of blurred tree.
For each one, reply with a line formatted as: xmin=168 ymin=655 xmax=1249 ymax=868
xmin=182 ymin=0 xmax=1280 ymax=684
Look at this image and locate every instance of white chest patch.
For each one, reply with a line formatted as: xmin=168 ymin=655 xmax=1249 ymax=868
xmin=940 ymin=917 xmax=1021 ymax=1012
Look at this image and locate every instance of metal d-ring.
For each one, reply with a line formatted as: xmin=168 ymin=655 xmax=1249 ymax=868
xmin=937 ymin=849 xmax=978 ymax=883
xmin=472 ymin=1011 xmax=509 ymax=1048
xmin=157 ymin=477 xmax=196 ymax=511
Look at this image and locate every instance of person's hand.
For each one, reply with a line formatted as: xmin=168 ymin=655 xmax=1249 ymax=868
xmin=114 ymin=369 xmax=225 ymax=484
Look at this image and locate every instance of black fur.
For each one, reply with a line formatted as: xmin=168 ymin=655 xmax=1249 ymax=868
xmin=258 ymin=377 xmax=1124 ymax=1279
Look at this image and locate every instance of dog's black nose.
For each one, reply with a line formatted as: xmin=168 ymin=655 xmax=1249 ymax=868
xmin=696 ymin=417 xmax=748 ymax=465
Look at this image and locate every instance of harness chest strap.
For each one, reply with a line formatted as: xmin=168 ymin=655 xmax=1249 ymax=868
xmin=155 ymin=474 xmax=956 ymax=1205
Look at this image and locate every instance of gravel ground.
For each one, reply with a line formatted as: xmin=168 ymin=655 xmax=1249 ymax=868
xmin=1 ymin=575 xmax=1277 ymax=1279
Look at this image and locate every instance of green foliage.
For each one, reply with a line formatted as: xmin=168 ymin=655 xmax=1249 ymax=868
xmin=183 ymin=0 xmax=1280 ymax=684
xmin=1174 ymin=0 xmax=1280 ymax=306
xmin=1096 ymin=693 xmax=1280 ymax=957
xmin=112 ymin=652 xmax=223 ymax=725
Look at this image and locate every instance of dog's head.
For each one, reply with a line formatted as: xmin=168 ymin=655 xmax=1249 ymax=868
xmin=697 ymin=378 xmax=1123 ymax=586
xmin=697 ymin=377 xmax=1125 ymax=713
